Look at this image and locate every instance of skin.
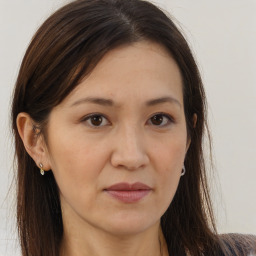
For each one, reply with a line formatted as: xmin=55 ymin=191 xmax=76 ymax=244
xmin=17 ymin=41 xmax=191 ymax=256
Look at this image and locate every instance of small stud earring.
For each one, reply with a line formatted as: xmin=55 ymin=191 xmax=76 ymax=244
xmin=181 ymin=165 xmax=186 ymax=176
xmin=39 ymin=163 xmax=45 ymax=176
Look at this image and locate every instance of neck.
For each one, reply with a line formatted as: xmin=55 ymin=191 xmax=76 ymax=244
xmin=60 ymin=220 xmax=167 ymax=256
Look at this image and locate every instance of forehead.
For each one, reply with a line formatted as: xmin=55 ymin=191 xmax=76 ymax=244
xmin=61 ymin=40 xmax=183 ymax=107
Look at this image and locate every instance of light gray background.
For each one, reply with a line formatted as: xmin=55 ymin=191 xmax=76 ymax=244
xmin=1 ymin=0 xmax=255 ymax=255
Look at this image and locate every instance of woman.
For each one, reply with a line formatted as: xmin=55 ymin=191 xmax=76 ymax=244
xmin=11 ymin=0 xmax=255 ymax=255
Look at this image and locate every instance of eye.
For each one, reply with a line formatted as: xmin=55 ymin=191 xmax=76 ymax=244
xmin=147 ymin=113 xmax=173 ymax=127
xmin=82 ymin=114 xmax=110 ymax=127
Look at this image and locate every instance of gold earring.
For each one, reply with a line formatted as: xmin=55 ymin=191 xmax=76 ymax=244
xmin=39 ymin=163 xmax=45 ymax=175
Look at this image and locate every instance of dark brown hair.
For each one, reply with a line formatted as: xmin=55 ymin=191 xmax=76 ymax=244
xmin=11 ymin=0 xmax=255 ymax=255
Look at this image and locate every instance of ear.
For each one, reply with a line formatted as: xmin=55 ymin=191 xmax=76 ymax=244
xmin=192 ymin=113 xmax=197 ymax=128
xmin=185 ymin=113 xmax=197 ymax=153
xmin=16 ymin=112 xmax=51 ymax=171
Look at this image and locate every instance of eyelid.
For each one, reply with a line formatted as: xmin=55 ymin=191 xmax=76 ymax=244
xmin=80 ymin=113 xmax=111 ymax=127
xmin=147 ymin=112 xmax=175 ymax=126
xmin=79 ymin=112 xmax=174 ymax=128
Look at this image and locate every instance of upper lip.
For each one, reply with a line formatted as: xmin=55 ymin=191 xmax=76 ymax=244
xmin=105 ymin=182 xmax=152 ymax=191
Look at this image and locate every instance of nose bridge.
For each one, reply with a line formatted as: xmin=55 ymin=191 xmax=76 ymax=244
xmin=111 ymin=122 xmax=149 ymax=170
xmin=123 ymin=122 xmax=140 ymax=149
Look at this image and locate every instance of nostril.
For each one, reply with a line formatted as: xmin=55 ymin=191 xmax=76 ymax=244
xmin=110 ymin=151 xmax=149 ymax=170
xmin=110 ymin=130 xmax=149 ymax=169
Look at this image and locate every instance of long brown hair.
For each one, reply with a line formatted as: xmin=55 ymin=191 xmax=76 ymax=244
xmin=11 ymin=0 xmax=254 ymax=255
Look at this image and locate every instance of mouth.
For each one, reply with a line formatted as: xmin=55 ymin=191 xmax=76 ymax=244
xmin=104 ymin=182 xmax=152 ymax=203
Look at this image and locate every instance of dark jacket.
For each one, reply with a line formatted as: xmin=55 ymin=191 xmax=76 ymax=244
xmin=219 ymin=233 xmax=256 ymax=255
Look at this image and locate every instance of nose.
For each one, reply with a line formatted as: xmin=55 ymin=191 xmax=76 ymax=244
xmin=110 ymin=125 xmax=149 ymax=170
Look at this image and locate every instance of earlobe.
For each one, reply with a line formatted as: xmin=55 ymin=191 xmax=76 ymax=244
xmin=16 ymin=112 xmax=51 ymax=171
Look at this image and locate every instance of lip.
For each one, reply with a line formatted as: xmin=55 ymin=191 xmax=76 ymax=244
xmin=104 ymin=182 xmax=152 ymax=203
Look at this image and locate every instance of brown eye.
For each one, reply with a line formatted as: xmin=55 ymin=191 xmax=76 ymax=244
xmin=148 ymin=113 xmax=173 ymax=127
xmin=151 ymin=115 xmax=164 ymax=125
xmin=83 ymin=114 xmax=110 ymax=127
xmin=90 ymin=115 xmax=103 ymax=126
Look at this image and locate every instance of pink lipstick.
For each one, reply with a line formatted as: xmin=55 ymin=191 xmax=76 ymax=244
xmin=104 ymin=182 xmax=152 ymax=203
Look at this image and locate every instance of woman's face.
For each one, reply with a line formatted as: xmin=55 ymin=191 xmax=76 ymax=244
xmin=44 ymin=41 xmax=189 ymax=236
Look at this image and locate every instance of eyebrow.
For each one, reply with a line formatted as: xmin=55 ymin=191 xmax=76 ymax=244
xmin=70 ymin=97 xmax=114 ymax=107
xmin=146 ymin=97 xmax=181 ymax=108
xmin=70 ymin=96 xmax=181 ymax=108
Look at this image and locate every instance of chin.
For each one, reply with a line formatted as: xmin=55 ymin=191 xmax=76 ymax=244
xmin=101 ymin=212 xmax=159 ymax=237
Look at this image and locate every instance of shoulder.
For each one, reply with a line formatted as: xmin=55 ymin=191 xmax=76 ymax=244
xmin=219 ymin=233 xmax=256 ymax=256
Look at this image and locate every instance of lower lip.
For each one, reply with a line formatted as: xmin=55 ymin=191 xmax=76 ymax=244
xmin=105 ymin=190 xmax=151 ymax=203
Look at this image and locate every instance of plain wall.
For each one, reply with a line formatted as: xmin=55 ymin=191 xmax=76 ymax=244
xmin=0 ymin=0 xmax=255 ymax=255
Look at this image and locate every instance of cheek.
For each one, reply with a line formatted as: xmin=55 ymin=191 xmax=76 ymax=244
xmin=47 ymin=140 xmax=112 ymax=220
xmin=150 ymin=134 xmax=187 ymax=205
xmin=151 ymin=134 xmax=187 ymax=173
xmin=47 ymin=134 xmax=109 ymax=196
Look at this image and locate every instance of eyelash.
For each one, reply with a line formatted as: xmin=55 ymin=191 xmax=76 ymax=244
xmin=147 ymin=112 xmax=174 ymax=127
xmin=81 ymin=113 xmax=110 ymax=128
xmin=81 ymin=112 xmax=174 ymax=128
